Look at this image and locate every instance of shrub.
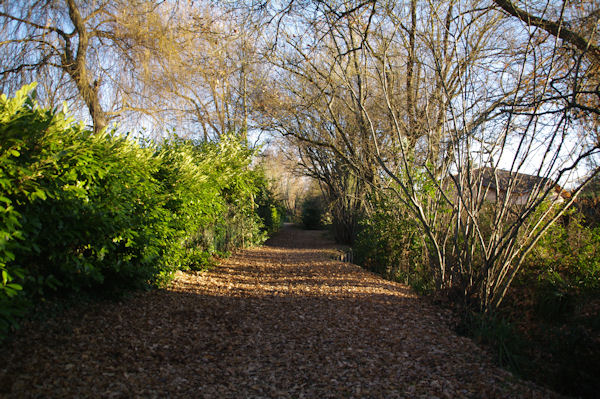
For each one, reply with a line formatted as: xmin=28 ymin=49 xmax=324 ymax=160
xmin=154 ymin=134 xmax=269 ymax=270
xmin=0 ymin=85 xmax=174 ymax=303
xmin=524 ymin=209 xmax=600 ymax=310
xmin=301 ymin=196 xmax=325 ymax=229
xmin=0 ymin=84 xmax=272 ymax=338
xmin=353 ymin=193 xmax=431 ymax=293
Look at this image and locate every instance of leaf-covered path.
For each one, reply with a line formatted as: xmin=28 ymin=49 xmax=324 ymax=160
xmin=1 ymin=225 xmax=559 ymax=398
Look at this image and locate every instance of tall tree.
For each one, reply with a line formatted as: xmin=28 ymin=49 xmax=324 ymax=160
xmin=155 ymin=6 xmax=266 ymax=142
xmin=0 ymin=0 xmax=184 ymax=134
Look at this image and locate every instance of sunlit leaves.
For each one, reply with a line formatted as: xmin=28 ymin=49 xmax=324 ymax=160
xmin=0 ymin=85 xmax=277 ymax=338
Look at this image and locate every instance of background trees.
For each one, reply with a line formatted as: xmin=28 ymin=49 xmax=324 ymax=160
xmin=0 ymin=1 xmax=268 ymax=139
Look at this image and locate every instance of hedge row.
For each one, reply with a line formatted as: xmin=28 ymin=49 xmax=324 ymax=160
xmin=0 ymin=84 xmax=282 ymax=337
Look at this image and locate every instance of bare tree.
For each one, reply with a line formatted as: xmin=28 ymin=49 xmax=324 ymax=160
xmin=257 ymin=0 xmax=600 ymax=312
xmin=117 ymin=2 xmax=273 ymax=142
xmin=0 ymin=0 xmax=188 ymax=134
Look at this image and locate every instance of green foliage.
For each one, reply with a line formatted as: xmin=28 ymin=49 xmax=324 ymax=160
xmin=456 ymin=311 xmax=526 ymax=374
xmin=0 ymin=84 xmax=273 ymax=339
xmin=153 ymin=134 xmax=271 ymax=271
xmin=0 ymin=85 xmax=172 ymax=302
xmin=471 ymin=207 xmax=600 ymax=398
xmin=301 ymin=196 xmax=325 ymax=230
xmin=523 ymin=210 xmax=600 ymax=321
xmin=353 ymin=192 xmax=432 ymax=294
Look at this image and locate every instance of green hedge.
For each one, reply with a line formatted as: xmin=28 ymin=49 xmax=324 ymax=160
xmin=0 ymin=84 xmax=279 ymax=337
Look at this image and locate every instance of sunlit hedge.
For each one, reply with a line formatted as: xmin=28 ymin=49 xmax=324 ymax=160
xmin=0 ymin=84 xmax=278 ymax=336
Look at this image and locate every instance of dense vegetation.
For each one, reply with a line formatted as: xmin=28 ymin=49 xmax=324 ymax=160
xmin=353 ymin=192 xmax=430 ymax=295
xmin=352 ymin=191 xmax=600 ymax=397
xmin=0 ymin=84 xmax=283 ymax=338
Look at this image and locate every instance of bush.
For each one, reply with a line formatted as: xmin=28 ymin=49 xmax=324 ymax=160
xmin=0 ymin=84 xmax=272 ymax=338
xmin=524 ymin=209 xmax=600 ymax=309
xmin=353 ymin=193 xmax=431 ymax=294
xmin=0 ymin=85 xmax=180 ymax=304
xmin=155 ymin=134 xmax=272 ymax=269
xmin=476 ymin=207 xmax=600 ymax=398
xmin=255 ymin=175 xmax=285 ymax=235
xmin=301 ymin=196 xmax=325 ymax=229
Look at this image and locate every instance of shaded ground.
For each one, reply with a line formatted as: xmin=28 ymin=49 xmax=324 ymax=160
xmin=1 ymin=225 xmax=560 ymax=398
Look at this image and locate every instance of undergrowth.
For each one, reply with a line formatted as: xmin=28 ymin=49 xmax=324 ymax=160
xmin=352 ymin=190 xmax=599 ymax=398
xmin=453 ymin=211 xmax=600 ymax=398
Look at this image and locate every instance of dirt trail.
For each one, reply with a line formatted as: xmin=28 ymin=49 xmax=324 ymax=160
xmin=1 ymin=225 xmax=559 ymax=398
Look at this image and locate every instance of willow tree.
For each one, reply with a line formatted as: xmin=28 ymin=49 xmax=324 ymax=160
xmin=0 ymin=0 xmax=188 ymax=134
xmin=135 ymin=4 xmax=270 ymax=142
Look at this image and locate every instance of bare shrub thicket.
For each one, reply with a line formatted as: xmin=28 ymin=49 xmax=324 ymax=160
xmin=255 ymin=0 xmax=600 ymax=313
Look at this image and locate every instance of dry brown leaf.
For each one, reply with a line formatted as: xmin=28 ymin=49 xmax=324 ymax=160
xmin=0 ymin=226 xmax=563 ymax=398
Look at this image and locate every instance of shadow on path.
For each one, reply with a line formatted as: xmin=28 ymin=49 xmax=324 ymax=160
xmin=0 ymin=225 xmax=560 ymax=398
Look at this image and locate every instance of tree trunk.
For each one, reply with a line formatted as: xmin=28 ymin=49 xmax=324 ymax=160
xmin=64 ymin=0 xmax=107 ymax=134
xmin=76 ymin=77 xmax=107 ymax=134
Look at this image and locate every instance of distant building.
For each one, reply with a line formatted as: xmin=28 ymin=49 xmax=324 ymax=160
xmin=473 ymin=167 xmax=570 ymax=205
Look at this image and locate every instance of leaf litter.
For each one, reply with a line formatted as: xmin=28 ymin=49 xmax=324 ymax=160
xmin=0 ymin=225 xmax=562 ymax=398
